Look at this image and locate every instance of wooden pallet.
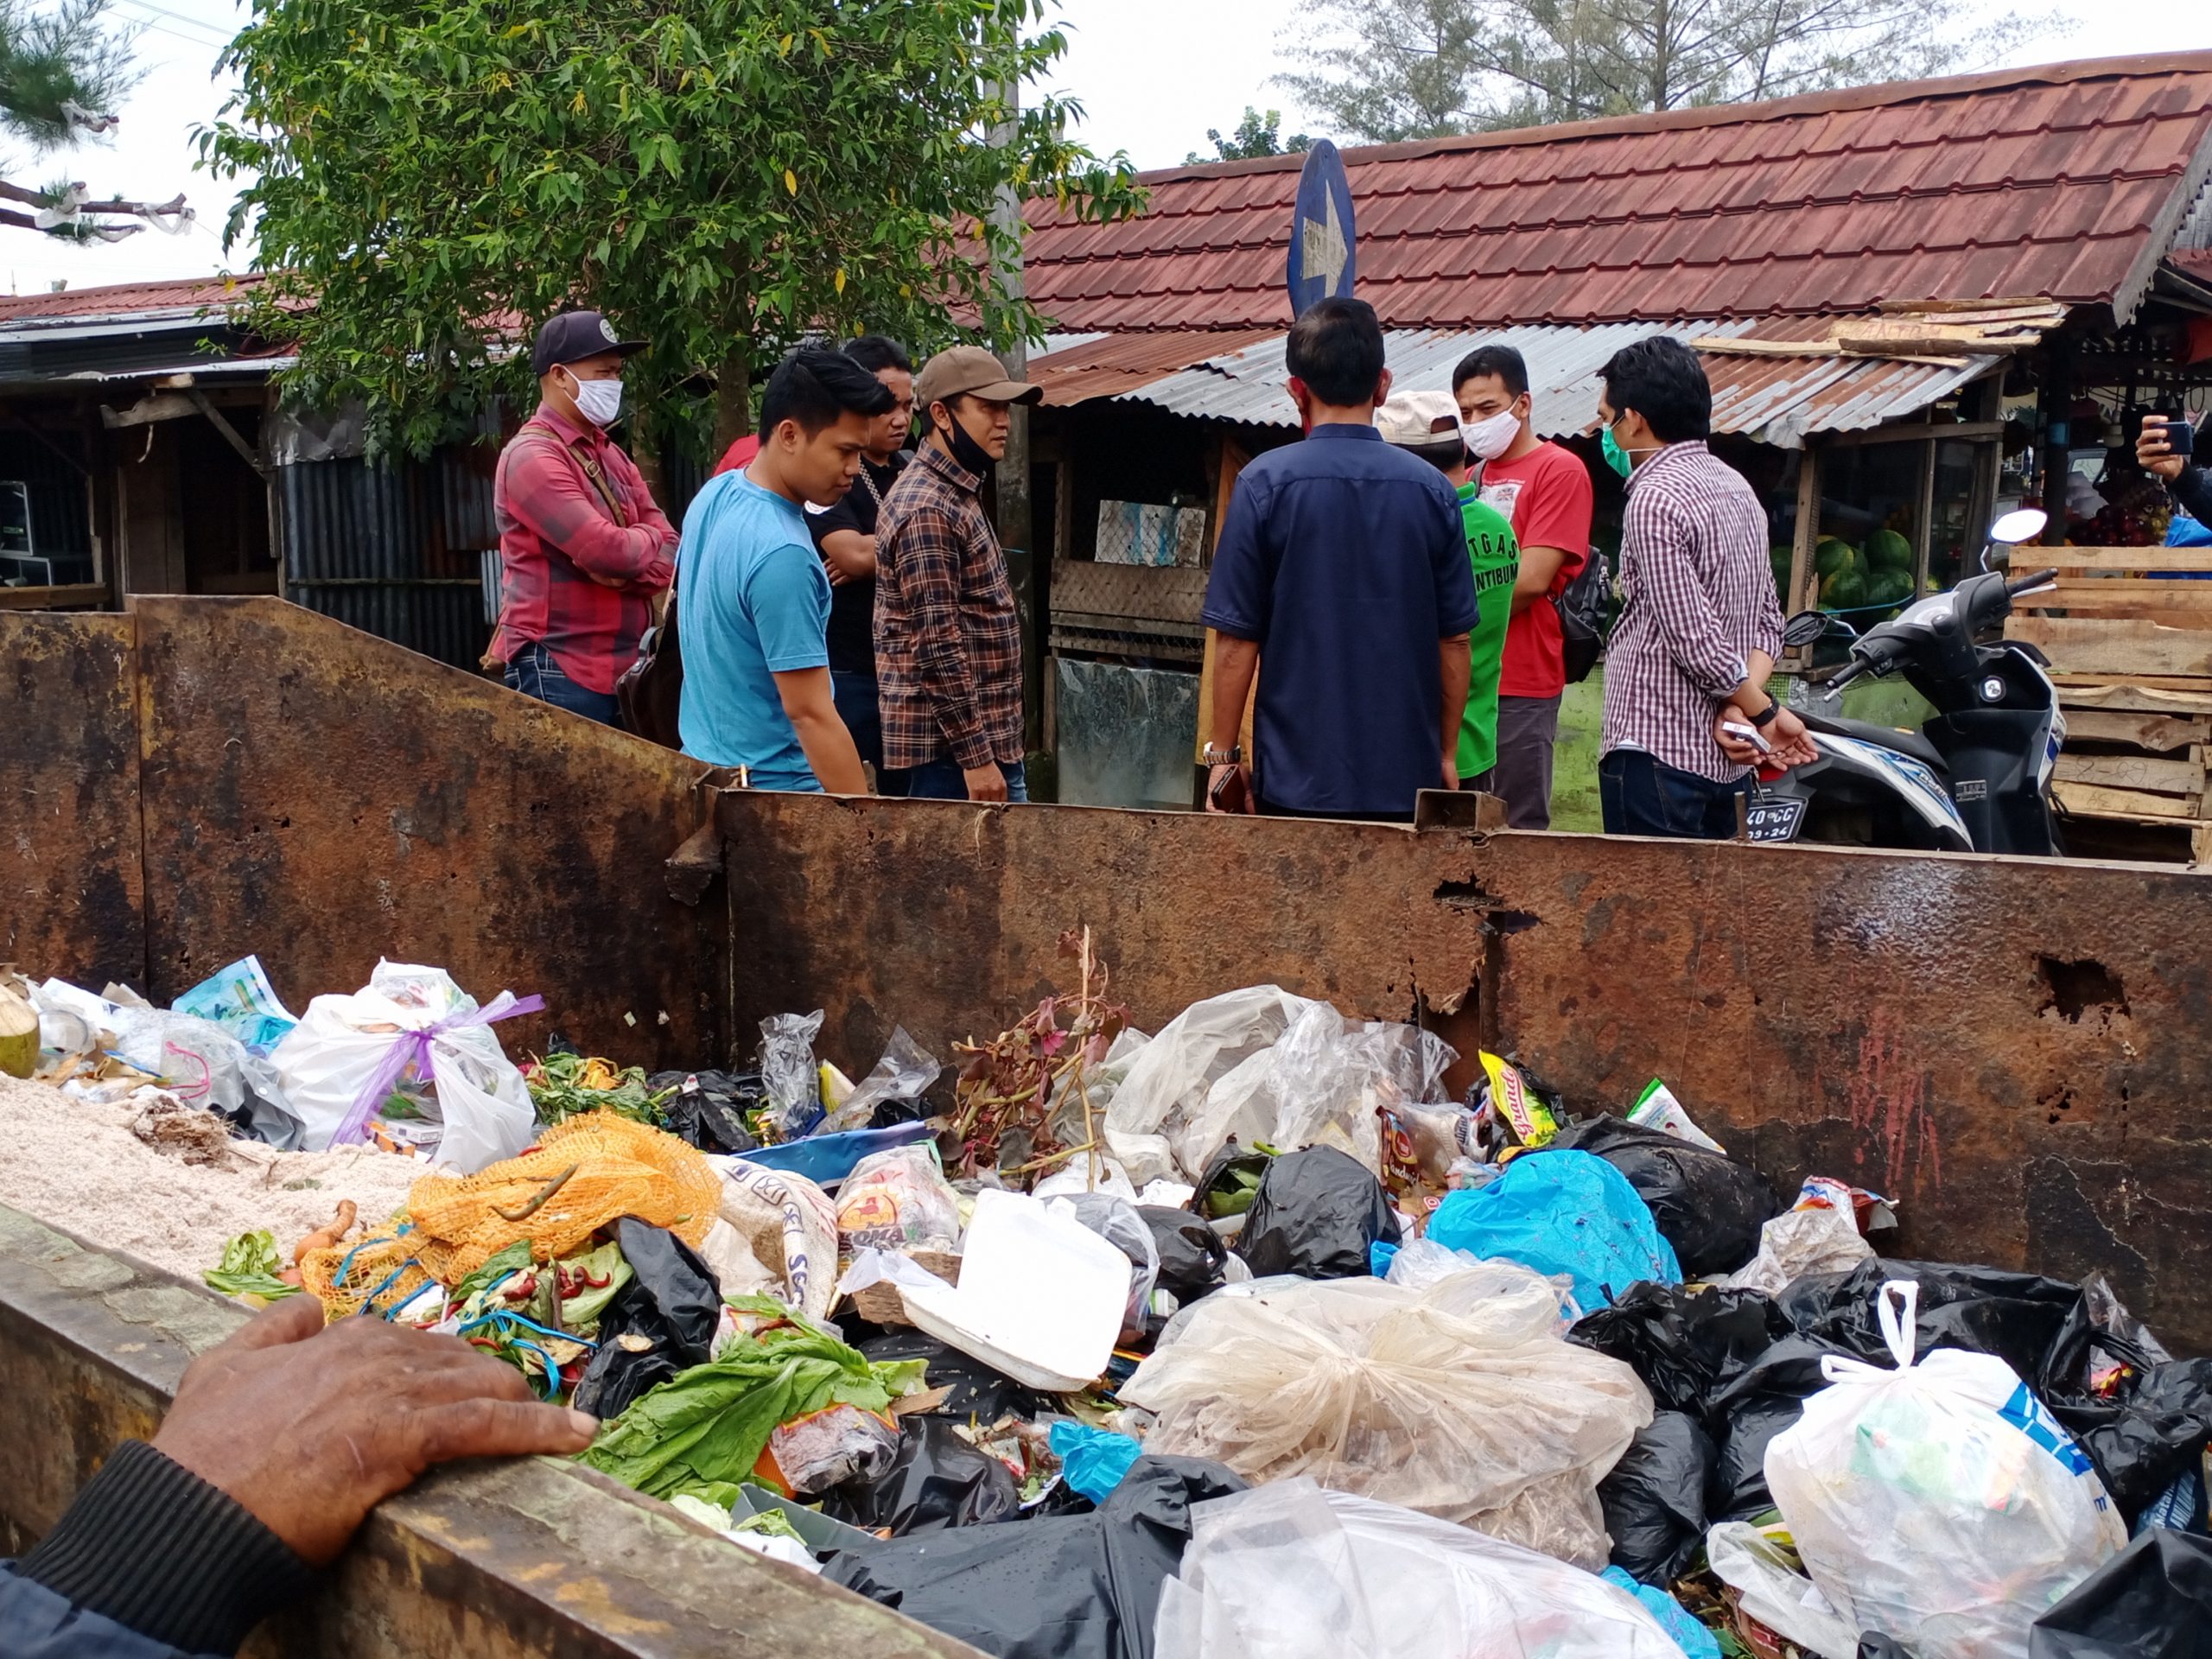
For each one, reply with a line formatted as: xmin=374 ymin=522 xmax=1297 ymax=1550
xmin=2005 ymin=545 xmax=2212 ymax=863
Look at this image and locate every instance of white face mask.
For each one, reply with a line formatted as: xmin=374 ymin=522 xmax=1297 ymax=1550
xmin=564 ymin=370 xmax=624 ymax=428
xmin=1462 ymin=406 xmax=1521 ymax=462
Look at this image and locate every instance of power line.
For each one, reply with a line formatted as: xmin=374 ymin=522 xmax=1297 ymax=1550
xmin=108 ymin=0 xmax=233 ymax=48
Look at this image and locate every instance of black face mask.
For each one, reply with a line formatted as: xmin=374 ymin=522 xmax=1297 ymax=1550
xmin=935 ymin=408 xmax=995 ymax=477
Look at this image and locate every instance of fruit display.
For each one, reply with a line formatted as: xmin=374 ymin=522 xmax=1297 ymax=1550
xmin=1816 ymin=529 xmax=1923 ymax=618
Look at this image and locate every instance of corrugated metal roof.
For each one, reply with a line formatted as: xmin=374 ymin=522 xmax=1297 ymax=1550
xmin=0 ymin=274 xmax=264 ymax=324
xmin=1022 ymin=54 xmax=2212 ymax=333
xmin=1028 ymin=324 xmax=1997 ymax=448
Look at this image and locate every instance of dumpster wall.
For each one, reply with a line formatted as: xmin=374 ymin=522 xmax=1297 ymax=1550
xmin=3 ymin=596 xmax=728 ymax=1068
xmin=7 ymin=596 xmax=2212 ymax=1354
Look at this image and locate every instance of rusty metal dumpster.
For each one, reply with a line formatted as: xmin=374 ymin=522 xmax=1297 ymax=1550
xmin=5 ymin=594 xmax=2212 ymax=1651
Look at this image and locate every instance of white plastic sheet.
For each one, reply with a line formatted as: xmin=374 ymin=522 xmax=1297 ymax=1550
xmin=1125 ymin=1270 xmax=1651 ymax=1567
xmin=1704 ymin=1522 xmax=1859 ymax=1659
xmin=1764 ymin=1280 xmax=2127 ymax=1659
xmin=1154 ymin=1479 xmax=1683 ymax=1659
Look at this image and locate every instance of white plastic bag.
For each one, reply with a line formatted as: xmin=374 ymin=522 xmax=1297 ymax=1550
xmin=709 ymin=1156 xmax=841 ymax=1321
xmin=1102 ymin=986 xmax=1313 ymax=1185
xmin=1719 ymin=1202 xmax=1872 ymax=1297
xmin=1124 ymin=1272 xmax=1651 ymax=1568
xmin=1704 ymin=1522 xmax=1859 ymax=1659
xmin=270 ymin=961 xmax=534 ymax=1171
xmin=1764 ymin=1280 xmax=2127 ymax=1659
xmin=1382 ymin=1239 xmax=1574 ymax=1334
xmin=1102 ymin=987 xmax=1455 ymax=1185
xmin=1154 ymin=1478 xmax=1683 ymax=1659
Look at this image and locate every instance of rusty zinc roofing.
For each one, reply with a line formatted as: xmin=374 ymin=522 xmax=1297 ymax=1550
xmin=1024 ymin=53 xmax=2212 ymax=334
xmin=1029 ymin=322 xmax=1998 ymax=449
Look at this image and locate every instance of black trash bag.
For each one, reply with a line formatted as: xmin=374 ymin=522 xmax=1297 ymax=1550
xmin=1544 ymin=1116 xmax=1782 ymax=1279
xmin=824 ymin=1455 xmax=1246 ymax=1659
xmin=1193 ymin=1141 xmax=1272 ymax=1222
xmin=647 ymin=1069 xmax=766 ymax=1154
xmin=1780 ymin=1258 xmax=2080 ymax=1382
xmin=570 ymin=1217 xmax=722 ymax=1420
xmin=1235 ymin=1146 xmax=1400 ymax=1281
xmin=821 ymin=1415 xmax=1020 ymax=1535
xmin=855 ymin=1331 xmax=1046 ymax=1424
xmin=2028 ymin=1528 xmax=2212 ymax=1657
xmin=1568 ymin=1281 xmax=1794 ymax=1414
xmin=1859 ymin=1638 xmax=1918 ymax=1659
xmin=2037 ymin=1274 xmax=2212 ymax=1521
xmin=1139 ymin=1205 xmax=1228 ymax=1303
xmin=1706 ymin=1334 xmax=1850 ymax=1520
xmin=1598 ymin=1408 xmax=1716 ymax=1585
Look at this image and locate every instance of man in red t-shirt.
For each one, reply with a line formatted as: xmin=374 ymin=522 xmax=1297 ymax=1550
xmin=1454 ymin=345 xmax=1595 ymax=829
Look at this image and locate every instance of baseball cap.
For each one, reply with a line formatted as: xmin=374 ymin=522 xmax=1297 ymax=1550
xmin=913 ymin=344 xmax=1042 ymax=410
xmin=531 ymin=310 xmax=646 ymax=376
xmin=1375 ymin=390 xmax=1466 ymax=448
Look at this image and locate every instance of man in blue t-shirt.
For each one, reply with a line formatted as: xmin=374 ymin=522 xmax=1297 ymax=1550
xmin=677 ymin=348 xmax=894 ymax=791
xmin=1201 ymin=296 xmax=1478 ymax=822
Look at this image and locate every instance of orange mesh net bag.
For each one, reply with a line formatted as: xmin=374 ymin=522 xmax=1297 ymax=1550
xmin=403 ymin=1111 xmax=721 ymax=1283
xmin=300 ymin=1234 xmax=435 ymax=1320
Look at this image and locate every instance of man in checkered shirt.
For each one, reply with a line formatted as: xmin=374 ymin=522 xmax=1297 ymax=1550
xmin=1596 ymin=337 xmax=1816 ymax=836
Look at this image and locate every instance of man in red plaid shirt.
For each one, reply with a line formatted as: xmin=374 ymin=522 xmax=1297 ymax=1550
xmin=489 ymin=311 xmax=677 ymax=725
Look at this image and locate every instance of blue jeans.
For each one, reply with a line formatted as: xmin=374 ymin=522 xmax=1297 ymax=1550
xmin=896 ymin=756 xmax=1028 ymax=802
xmin=505 ymin=640 xmax=621 ymax=727
xmin=1599 ymin=749 xmax=1747 ymax=838
xmin=832 ymin=669 xmax=907 ymax=797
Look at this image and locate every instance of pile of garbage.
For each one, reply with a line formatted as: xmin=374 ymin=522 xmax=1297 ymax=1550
xmin=8 ymin=941 xmax=2211 ymax=1659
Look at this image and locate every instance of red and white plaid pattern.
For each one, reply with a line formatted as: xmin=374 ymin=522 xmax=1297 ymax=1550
xmin=490 ymin=405 xmax=677 ymax=694
xmin=1600 ymin=441 xmax=1783 ymax=782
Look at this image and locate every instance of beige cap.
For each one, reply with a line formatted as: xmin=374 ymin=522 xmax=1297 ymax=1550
xmin=914 ymin=343 xmax=1043 ymax=409
xmin=1375 ymin=389 xmax=1466 ymax=448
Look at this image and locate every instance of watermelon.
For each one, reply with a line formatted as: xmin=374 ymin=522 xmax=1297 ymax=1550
xmin=1866 ymin=569 xmax=1914 ymax=607
xmin=1863 ymin=528 xmax=1914 ymax=575
xmin=1821 ymin=568 xmax=1868 ymax=611
xmin=1814 ymin=537 xmax=1857 ymax=580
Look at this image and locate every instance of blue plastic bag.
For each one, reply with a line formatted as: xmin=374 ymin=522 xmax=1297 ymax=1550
xmin=1424 ymin=1150 xmax=1680 ymax=1316
xmin=1600 ymin=1567 xmax=1721 ymax=1658
xmin=2167 ymin=512 xmax=2212 ymax=549
xmin=731 ymin=1119 xmax=931 ymax=1186
xmin=1048 ymin=1421 xmax=1143 ymax=1504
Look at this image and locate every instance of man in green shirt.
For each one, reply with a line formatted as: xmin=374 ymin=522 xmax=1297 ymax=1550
xmin=1376 ymin=391 xmax=1520 ymax=781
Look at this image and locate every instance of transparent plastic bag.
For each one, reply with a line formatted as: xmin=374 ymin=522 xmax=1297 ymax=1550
xmin=1705 ymin=1522 xmax=1859 ymax=1659
xmin=835 ymin=1145 xmax=963 ymax=1262
xmin=1063 ymin=1191 xmax=1160 ymax=1335
xmin=1382 ymin=1239 xmax=1574 ymax=1336
xmin=823 ymin=1026 xmax=940 ymax=1132
xmin=1765 ymin=1281 xmax=2127 ymax=1659
xmin=1154 ymin=1478 xmax=1683 ymax=1659
xmin=1102 ymin=986 xmax=1313 ymax=1185
xmin=1124 ymin=1272 xmax=1651 ymax=1567
xmin=758 ymin=1010 xmax=825 ymax=1140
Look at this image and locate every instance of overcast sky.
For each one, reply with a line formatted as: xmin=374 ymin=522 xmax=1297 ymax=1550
xmin=6 ymin=0 xmax=2211 ymax=296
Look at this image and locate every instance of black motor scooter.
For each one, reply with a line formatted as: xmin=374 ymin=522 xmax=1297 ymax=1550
xmin=1745 ymin=508 xmax=2063 ymax=855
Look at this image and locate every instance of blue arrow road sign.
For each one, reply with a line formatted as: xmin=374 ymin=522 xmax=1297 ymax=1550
xmin=1286 ymin=139 xmax=1357 ymax=316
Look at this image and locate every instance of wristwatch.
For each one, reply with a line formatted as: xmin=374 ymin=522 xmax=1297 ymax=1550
xmin=1749 ymin=702 xmax=1780 ymax=728
xmin=1202 ymin=743 xmax=1243 ymax=766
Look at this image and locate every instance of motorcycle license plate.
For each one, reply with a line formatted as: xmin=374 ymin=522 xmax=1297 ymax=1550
xmin=1743 ymin=796 xmax=1806 ymax=843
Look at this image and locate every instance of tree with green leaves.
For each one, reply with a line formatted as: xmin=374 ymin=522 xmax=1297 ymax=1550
xmin=0 ymin=0 xmax=187 ymax=241
xmin=202 ymin=0 xmax=1143 ymax=461
xmin=1275 ymin=0 xmax=2059 ymax=142
xmin=1184 ymin=106 xmax=1312 ymax=166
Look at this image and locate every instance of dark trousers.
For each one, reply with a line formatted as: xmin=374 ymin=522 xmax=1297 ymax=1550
xmin=895 ymin=757 xmax=1029 ymax=802
xmin=1255 ymin=798 xmax=1414 ymax=825
xmin=1472 ymin=694 xmax=1560 ymax=829
xmin=505 ymin=640 xmax=620 ymax=727
xmin=1599 ymin=748 xmax=1748 ymax=839
xmin=831 ymin=669 xmax=908 ymax=797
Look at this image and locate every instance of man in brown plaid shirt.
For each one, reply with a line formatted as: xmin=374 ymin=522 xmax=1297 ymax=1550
xmin=874 ymin=346 xmax=1043 ymax=801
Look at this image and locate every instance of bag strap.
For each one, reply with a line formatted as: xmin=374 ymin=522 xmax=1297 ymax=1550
xmin=509 ymin=430 xmax=629 ymax=527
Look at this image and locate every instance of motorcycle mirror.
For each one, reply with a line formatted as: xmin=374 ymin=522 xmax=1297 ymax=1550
xmin=1988 ymin=507 xmax=2048 ymax=546
xmin=1782 ymin=609 xmax=1832 ymax=648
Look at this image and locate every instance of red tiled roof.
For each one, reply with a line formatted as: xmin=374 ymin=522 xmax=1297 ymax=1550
xmin=0 ymin=273 xmax=265 ymax=323
xmin=1023 ymin=54 xmax=2212 ymax=333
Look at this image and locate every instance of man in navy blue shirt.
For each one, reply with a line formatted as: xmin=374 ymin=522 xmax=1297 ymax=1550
xmin=1202 ymin=296 xmax=1478 ymax=822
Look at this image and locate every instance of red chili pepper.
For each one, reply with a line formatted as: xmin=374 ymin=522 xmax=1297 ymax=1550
xmin=467 ymin=1336 xmax=500 ymax=1349
xmin=582 ymin=1269 xmax=611 ymax=1288
xmin=504 ymin=1272 xmax=537 ymax=1302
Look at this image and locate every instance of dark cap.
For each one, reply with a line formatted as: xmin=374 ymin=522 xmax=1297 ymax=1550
xmin=913 ymin=344 xmax=1041 ymax=410
xmin=531 ymin=310 xmax=646 ymax=377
